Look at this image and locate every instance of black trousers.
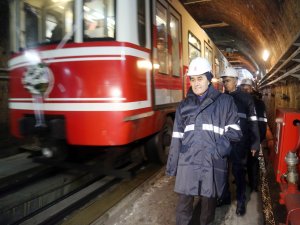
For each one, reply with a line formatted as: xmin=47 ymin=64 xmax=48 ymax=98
xmin=232 ymin=162 xmax=246 ymax=206
xmin=247 ymin=153 xmax=259 ymax=190
xmin=176 ymin=194 xmax=217 ymax=225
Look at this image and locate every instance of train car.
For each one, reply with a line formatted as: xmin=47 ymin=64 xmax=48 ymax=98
xmin=8 ymin=0 xmax=229 ymax=162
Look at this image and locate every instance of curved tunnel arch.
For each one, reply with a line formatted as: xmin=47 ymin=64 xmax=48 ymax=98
xmin=179 ymin=0 xmax=300 ymax=81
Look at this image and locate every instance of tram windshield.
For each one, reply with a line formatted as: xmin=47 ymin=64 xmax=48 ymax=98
xmin=12 ymin=0 xmax=115 ymax=50
xmin=22 ymin=0 xmax=74 ymax=47
xmin=83 ymin=0 xmax=115 ymax=40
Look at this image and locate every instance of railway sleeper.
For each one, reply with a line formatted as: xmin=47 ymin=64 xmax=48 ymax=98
xmin=33 ymin=156 xmax=137 ymax=179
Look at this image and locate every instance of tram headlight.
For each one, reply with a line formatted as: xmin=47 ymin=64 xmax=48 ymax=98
xmin=153 ymin=63 xmax=160 ymax=70
xmin=137 ymin=60 xmax=152 ymax=70
xmin=137 ymin=60 xmax=160 ymax=70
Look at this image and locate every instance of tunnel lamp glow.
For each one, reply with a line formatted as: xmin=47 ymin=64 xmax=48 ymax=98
xmin=262 ymin=50 xmax=270 ymax=61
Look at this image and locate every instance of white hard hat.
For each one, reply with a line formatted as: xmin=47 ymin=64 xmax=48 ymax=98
xmin=187 ymin=57 xmax=212 ymax=76
xmin=240 ymin=78 xmax=253 ymax=86
xmin=221 ymin=67 xmax=238 ymax=78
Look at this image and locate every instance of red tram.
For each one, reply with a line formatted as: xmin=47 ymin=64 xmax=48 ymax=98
xmin=8 ymin=0 xmax=229 ymax=162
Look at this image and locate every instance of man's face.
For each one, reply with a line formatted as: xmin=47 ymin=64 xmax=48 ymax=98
xmin=190 ymin=74 xmax=210 ymax=96
xmin=222 ymin=76 xmax=237 ymax=93
xmin=241 ymin=84 xmax=252 ymax=94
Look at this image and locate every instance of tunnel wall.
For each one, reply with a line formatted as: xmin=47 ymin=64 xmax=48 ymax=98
xmin=262 ymin=77 xmax=300 ymax=134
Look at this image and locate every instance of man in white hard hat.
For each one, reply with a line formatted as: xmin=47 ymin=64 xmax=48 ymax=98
xmin=240 ymin=79 xmax=267 ymax=143
xmin=240 ymin=78 xmax=268 ymax=192
xmin=240 ymin=78 xmax=253 ymax=92
xmin=219 ymin=68 xmax=260 ymax=216
xmin=166 ymin=57 xmax=242 ymax=225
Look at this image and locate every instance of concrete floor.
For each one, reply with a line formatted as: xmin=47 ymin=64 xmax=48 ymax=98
xmin=93 ymin=168 xmax=264 ymax=225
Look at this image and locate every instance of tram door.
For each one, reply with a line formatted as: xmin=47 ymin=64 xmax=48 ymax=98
xmin=152 ymin=0 xmax=183 ymax=107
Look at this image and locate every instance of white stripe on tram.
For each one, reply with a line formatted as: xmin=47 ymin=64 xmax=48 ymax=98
xmin=9 ymin=46 xmax=150 ymax=70
xmin=9 ymin=97 xmax=127 ymax=102
xmin=9 ymin=48 xmax=153 ymax=111
xmin=9 ymin=100 xmax=151 ymax=112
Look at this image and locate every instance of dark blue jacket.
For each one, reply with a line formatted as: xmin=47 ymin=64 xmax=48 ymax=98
xmin=166 ymin=85 xmax=242 ymax=197
xmin=253 ymin=96 xmax=267 ymax=142
xmin=227 ymin=88 xmax=260 ymax=162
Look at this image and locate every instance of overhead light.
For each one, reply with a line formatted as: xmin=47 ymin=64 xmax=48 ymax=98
xmin=262 ymin=49 xmax=270 ymax=61
xmin=184 ymin=0 xmax=211 ymax=5
xmin=256 ymin=70 xmax=259 ymax=75
xmin=201 ymin=22 xmax=229 ymax=29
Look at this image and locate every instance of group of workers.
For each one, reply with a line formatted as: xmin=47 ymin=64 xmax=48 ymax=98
xmin=166 ymin=57 xmax=267 ymax=225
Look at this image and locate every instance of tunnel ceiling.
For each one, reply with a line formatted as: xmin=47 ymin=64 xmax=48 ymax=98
xmin=179 ymin=0 xmax=300 ymax=81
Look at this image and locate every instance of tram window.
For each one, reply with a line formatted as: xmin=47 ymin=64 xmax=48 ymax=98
xmin=22 ymin=0 xmax=74 ymax=48
xmin=204 ymin=41 xmax=213 ymax=67
xmin=215 ymin=57 xmax=220 ymax=77
xmin=138 ymin=0 xmax=146 ymax=47
xmin=170 ymin=14 xmax=180 ymax=77
xmin=219 ymin=58 xmax=225 ymax=77
xmin=188 ymin=32 xmax=201 ymax=62
xmin=24 ymin=3 xmax=39 ymax=48
xmin=83 ymin=0 xmax=115 ymax=40
xmin=156 ymin=2 xmax=168 ymax=74
xmin=47 ymin=15 xmax=63 ymax=42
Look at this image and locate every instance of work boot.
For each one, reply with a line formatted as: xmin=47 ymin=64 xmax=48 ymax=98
xmin=236 ymin=202 xmax=246 ymax=216
xmin=216 ymin=196 xmax=231 ymax=207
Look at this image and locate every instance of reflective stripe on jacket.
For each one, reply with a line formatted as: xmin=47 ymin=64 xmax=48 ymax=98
xmin=253 ymin=96 xmax=267 ymax=142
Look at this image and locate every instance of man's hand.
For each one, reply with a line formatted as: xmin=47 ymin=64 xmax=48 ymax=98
xmin=251 ymin=149 xmax=257 ymax=157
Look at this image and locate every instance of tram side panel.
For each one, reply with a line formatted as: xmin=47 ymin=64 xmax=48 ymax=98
xmin=169 ymin=0 xmax=230 ymax=94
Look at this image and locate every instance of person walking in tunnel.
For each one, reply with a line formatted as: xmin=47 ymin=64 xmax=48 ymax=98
xmin=240 ymin=78 xmax=268 ymax=192
xmin=166 ymin=57 xmax=242 ymax=225
xmin=219 ymin=68 xmax=260 ymax=216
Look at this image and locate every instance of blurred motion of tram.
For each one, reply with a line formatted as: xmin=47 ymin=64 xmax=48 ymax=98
xmin=7 ymin=0 xmax=230 ymax=162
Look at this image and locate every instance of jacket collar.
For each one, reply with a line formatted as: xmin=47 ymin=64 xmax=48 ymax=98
xmin=225 ymin=86 xmax=240 ymax=95
xmin=187 ymin=85 xmax=221 ymax=112
xmin=187 ymin=85 xmax=221 ymax=101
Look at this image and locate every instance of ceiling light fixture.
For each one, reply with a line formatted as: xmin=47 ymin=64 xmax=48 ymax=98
xmin=184 ymin=0 xmax=211 ymax=5
xmin=262 ymin=49 xmax=270 ymax=61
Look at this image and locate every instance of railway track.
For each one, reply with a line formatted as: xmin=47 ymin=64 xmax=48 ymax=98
xmin=0 ymin=146 xmax=162 ymax=225
xmin=0 ymin=152 xmax=56 ymax=196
